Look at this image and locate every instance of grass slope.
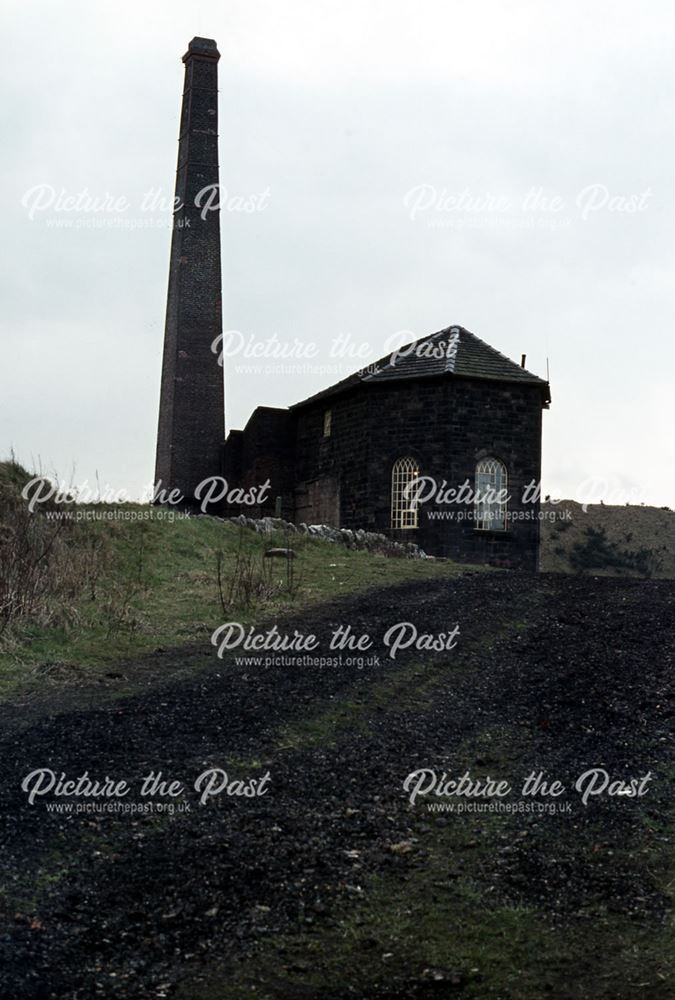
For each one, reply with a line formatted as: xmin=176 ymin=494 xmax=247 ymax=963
xmin=541 ymin=500 xmax=674 ymax=578
xmin=0 ymin=458 xmax=474 ymax=701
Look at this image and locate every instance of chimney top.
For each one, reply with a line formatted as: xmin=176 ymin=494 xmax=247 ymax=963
xmin=183 ymin=37 xmax=220 ymax=63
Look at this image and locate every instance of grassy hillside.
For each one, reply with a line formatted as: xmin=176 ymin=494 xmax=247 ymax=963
xmin=541 ymin=500 xmax=674 ymax=578
xmin=0 ymin=460 xmax=471 ymax=701
xmin=3 ymin=459 xmax=673 ymax=705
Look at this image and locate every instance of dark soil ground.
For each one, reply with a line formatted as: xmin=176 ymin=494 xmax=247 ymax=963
xmin=0 ymin=573 xmax=673 ymax=999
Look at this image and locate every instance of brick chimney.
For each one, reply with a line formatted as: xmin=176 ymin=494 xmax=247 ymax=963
xmin=155 ymin=37 xmax=224 ymax=504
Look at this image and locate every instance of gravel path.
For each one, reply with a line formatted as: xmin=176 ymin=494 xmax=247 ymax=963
xmin=0 ymin=573 xmax=672 ymax=999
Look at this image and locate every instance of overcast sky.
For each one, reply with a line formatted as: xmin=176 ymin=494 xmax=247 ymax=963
xmin=1 ymin=0 xmax=674 ymax=506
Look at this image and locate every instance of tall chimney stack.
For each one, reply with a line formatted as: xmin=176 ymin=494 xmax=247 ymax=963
xmin=155 ymin=37 xmax=224 ymax=504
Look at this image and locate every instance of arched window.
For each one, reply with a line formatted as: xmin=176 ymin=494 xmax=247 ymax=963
xmin=475 ymin=458 xmax=508 ymax=531
xmin=391 ymin=456 xmax=420 ymax=530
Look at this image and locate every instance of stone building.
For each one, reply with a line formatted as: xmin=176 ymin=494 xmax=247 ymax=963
xmin=155 ymin=39 xmax=551 ymax=570
xmin=222 ymin=328 xmax=551 ymax=569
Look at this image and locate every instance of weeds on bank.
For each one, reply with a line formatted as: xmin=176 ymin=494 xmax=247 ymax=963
xmin=0 ymin=461 xmax=468 ymax=697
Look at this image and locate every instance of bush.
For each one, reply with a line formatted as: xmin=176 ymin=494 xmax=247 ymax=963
xmin=569 ymin=526 xmax=661 ymax=578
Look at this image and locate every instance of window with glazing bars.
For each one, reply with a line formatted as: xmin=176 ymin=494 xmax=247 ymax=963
xmin=475 ymin=457 xmax=508 ymax=531
xmin=391 ymin=456 xmax=420 ymax=529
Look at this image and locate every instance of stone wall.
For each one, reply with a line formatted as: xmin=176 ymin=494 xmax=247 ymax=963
xmin=228 ymin=514 xmax=428 ymax=559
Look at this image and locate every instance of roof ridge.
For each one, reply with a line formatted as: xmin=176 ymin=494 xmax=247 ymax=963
xmin=458 ymin=326 xmax=542 ymax=380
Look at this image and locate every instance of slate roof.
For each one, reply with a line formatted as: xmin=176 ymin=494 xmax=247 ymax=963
xmin=292 ymin=325 xmax=550 ymax=408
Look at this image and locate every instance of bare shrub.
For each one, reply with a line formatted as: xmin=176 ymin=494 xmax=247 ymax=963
xmin=99 ymin=578 xmax=143 ymax=639
xmin=0 ymin=463 xmax=115 ymax=638
xmin=216 ymin=527 xmax=302 ymax=612
xmin=0 ymin=473 xmax=76 ymax=635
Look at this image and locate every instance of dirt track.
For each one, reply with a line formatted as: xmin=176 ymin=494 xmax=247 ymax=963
xmin=0 ymin=573 xmax=673 ymax=999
